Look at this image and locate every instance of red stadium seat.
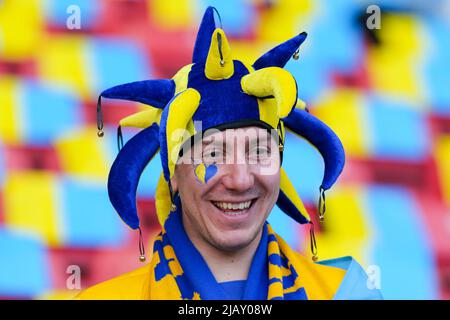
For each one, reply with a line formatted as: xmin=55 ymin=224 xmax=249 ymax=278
xmin=146 ymin=27 xmax=194 ymax=78
xmin=48 ymin=226 xmax=161 ymax=290
xmin=331 ymin=61 xmax=371 ymax=90
xmin=4 ymin=145 xmax=61 ymax=173
xmin=99 ymin=0 xmax=150 ymax=35
xmin=346 ymin=157 xmax=441 ymax=196
xmin=429 ymin=114 xmax=450 ymax=136
xmin=0 ymin=60 xmax=36 ymax=77
xmin=82 ymin=99 xmax=141 ymax=128
xmin=136 ymin=197 xmax=159 ymax=229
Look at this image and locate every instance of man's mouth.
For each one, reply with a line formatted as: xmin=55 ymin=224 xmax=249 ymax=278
xmin=211 ymin=199 xmax=256 ymax=216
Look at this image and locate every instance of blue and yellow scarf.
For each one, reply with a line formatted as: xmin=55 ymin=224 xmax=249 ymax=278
xmin=146 ymin=208 xmax=346 ymax=300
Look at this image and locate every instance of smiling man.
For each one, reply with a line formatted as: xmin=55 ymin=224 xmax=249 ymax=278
xmin=173 ymin=126 xmax=281 ymax=286
xmin=76 ymin=7 xmax=382 ymax=300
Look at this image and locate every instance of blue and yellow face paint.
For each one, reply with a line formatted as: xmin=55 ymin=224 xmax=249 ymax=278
xmin=193 ymin=162 xmax=218 ymax=184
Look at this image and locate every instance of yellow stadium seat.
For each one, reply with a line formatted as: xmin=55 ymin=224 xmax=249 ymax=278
xmin=0 ymin=0 xmax=44 ymax=61
xmin=0 ymin=77 xmax=22 ymax=143
xmin=313 ymin=88 xmax=369 ymax=158
xmin=36 ymin=35 xmax=92 ymax=99
xmin=149 ymin=0 xmax=193 ymax=29
xmin=4 ymin=171 xmax=63 ymax=246
xmin=55 ymin=127 xmax=109 ymax=180
xmin=435 ymin=135 xmax=450 ymax=207
xmin=367 ymin=14 xmax=425 ymax=103
xmin=257 ymin=0 xmax=313 ymax=42
xmin=304 ymin=185 xmax=371 ymax=265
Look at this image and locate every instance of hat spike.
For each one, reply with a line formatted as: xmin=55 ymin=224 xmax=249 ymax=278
xmin=96 ymin=79 xmax=174 ymax=136
xmin=101 ymin=79 xmax=175 ymax=109
xmin=241 ymin=67 xmax=298 ymax=118
xmin=108 ymin=124 xmax=160 ymax=230
xmin=159 ymin=88 xmax=201 ymax=182
xmin=253 ymin=32 xmax=307 ymax=70
xmin=277 ymin=167 xmax=311 ymax=224
xmin=119 ymin=107 xmax=163 ymax=129
xmin=192 ymin=6 xmax=218 ymax=64
xmin=283 ymin=108 xmax=345 ymax=192
xmin=205 ymin=29 xmax=234 ymax=80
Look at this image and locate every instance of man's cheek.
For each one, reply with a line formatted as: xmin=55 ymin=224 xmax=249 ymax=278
xmin=193 ymin=163 xmax=218 ymax=184
xmin=259 ymin=159 xmax=279 ymax=176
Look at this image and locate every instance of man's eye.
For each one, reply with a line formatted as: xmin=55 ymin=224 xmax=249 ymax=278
xmin=255 ymin=146 xmax=269 ymax=155
xmin=247 ymin=146 xmax=272 ymax=163
xmin=203 ymin=150 xmax=222 ymax=160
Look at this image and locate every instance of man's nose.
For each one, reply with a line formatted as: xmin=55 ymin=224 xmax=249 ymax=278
xmin=221 ymin=163 xmax=254 ymax=191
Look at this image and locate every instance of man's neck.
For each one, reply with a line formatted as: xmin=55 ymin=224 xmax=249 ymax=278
xmin=182 ymin=217 xmax=263 ymax=283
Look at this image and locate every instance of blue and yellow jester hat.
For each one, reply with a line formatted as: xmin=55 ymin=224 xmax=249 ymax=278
xmin=97 ymin=7 xmax=345 ymax=234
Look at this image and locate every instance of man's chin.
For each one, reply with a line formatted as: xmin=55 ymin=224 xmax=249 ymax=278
xmin=208 ymin=228 xmax=262 ymax=252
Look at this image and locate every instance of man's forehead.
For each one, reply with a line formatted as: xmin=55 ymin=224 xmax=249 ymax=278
xmin=178 ymin=125 xmax=280 ymax=159
xmin=200 ymin=126 xmax=275 ymax=145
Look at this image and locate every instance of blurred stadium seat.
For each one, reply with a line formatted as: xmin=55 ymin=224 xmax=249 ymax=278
xmin=0 ymin=228 xmax=50 ymax=298
xmin=365 ymin=185 xmax=439 ymax=299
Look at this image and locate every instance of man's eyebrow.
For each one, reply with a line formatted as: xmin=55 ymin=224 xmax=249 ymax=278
xmin=249 ymin=134 xmax=272 ymax=146
xmin=202 ymin=139 xmax=214 ymax=147
xmin=202 ymin=137 xmax=224 ymax=148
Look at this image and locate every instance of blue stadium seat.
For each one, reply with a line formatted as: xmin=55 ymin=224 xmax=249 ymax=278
xmin=286 ymin=55 xmax=330 ymax=103
xmin=423 ymin=18 xmax=450 ymax=114
xmin=44 ymin=0 xmax=101 ymax=29
xmin=0 ymin=228 xmax=50 ymax=297
xmin=198 ymin=0 xmax=255 ymax=37
xmin=60 ymin=176 xmax=126 ymax=247
xmin=281 ymin=133 xmax=325 ymax=203
xmin=90 ymin=37 xmax=152 ymax=96
xmin=22 ymin=80 xmax=81 ymax=145
xmin=307 ymin=0 xmax=364 ymax=73
xmin=365 ymin=185 xmax=439 ymax=299
xmin=367 ymin=94 xmax=430 ymax=160
xmin=268 ymin=206 xmax=303 ymax=250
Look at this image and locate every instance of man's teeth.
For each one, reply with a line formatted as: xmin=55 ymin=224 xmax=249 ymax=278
xmin=213 ymin=201 xmax=252 ymax=211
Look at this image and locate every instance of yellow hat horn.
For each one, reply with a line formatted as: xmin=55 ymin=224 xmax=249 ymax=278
xmin=205 ymin=29 xmax=234 ymax=80
xmin=241 ymin=67 xmax=298 ymax=118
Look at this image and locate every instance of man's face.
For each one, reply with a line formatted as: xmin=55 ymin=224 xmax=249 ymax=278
xmin=172 ymin=126 xmax=281 ymax=252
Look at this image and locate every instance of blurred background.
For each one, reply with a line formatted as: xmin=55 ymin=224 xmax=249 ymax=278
xmin=0 ymin=0 xmax=449 ymax=300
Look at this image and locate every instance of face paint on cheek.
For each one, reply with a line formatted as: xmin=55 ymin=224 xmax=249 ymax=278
xmin=204 ymin=164 xmax=218 ymax=183
xmin=193 ymin=162 xmax=218 ymax=184
xmin=194 ymin=162 xmax=206 ymax=183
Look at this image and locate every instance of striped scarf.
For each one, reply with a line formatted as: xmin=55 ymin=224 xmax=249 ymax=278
xmin=147 ymin=208 xmax=310 ymax=300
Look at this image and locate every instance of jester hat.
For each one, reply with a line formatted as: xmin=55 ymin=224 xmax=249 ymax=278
xmin=97 ymin=7 xmax=345 ymax=233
